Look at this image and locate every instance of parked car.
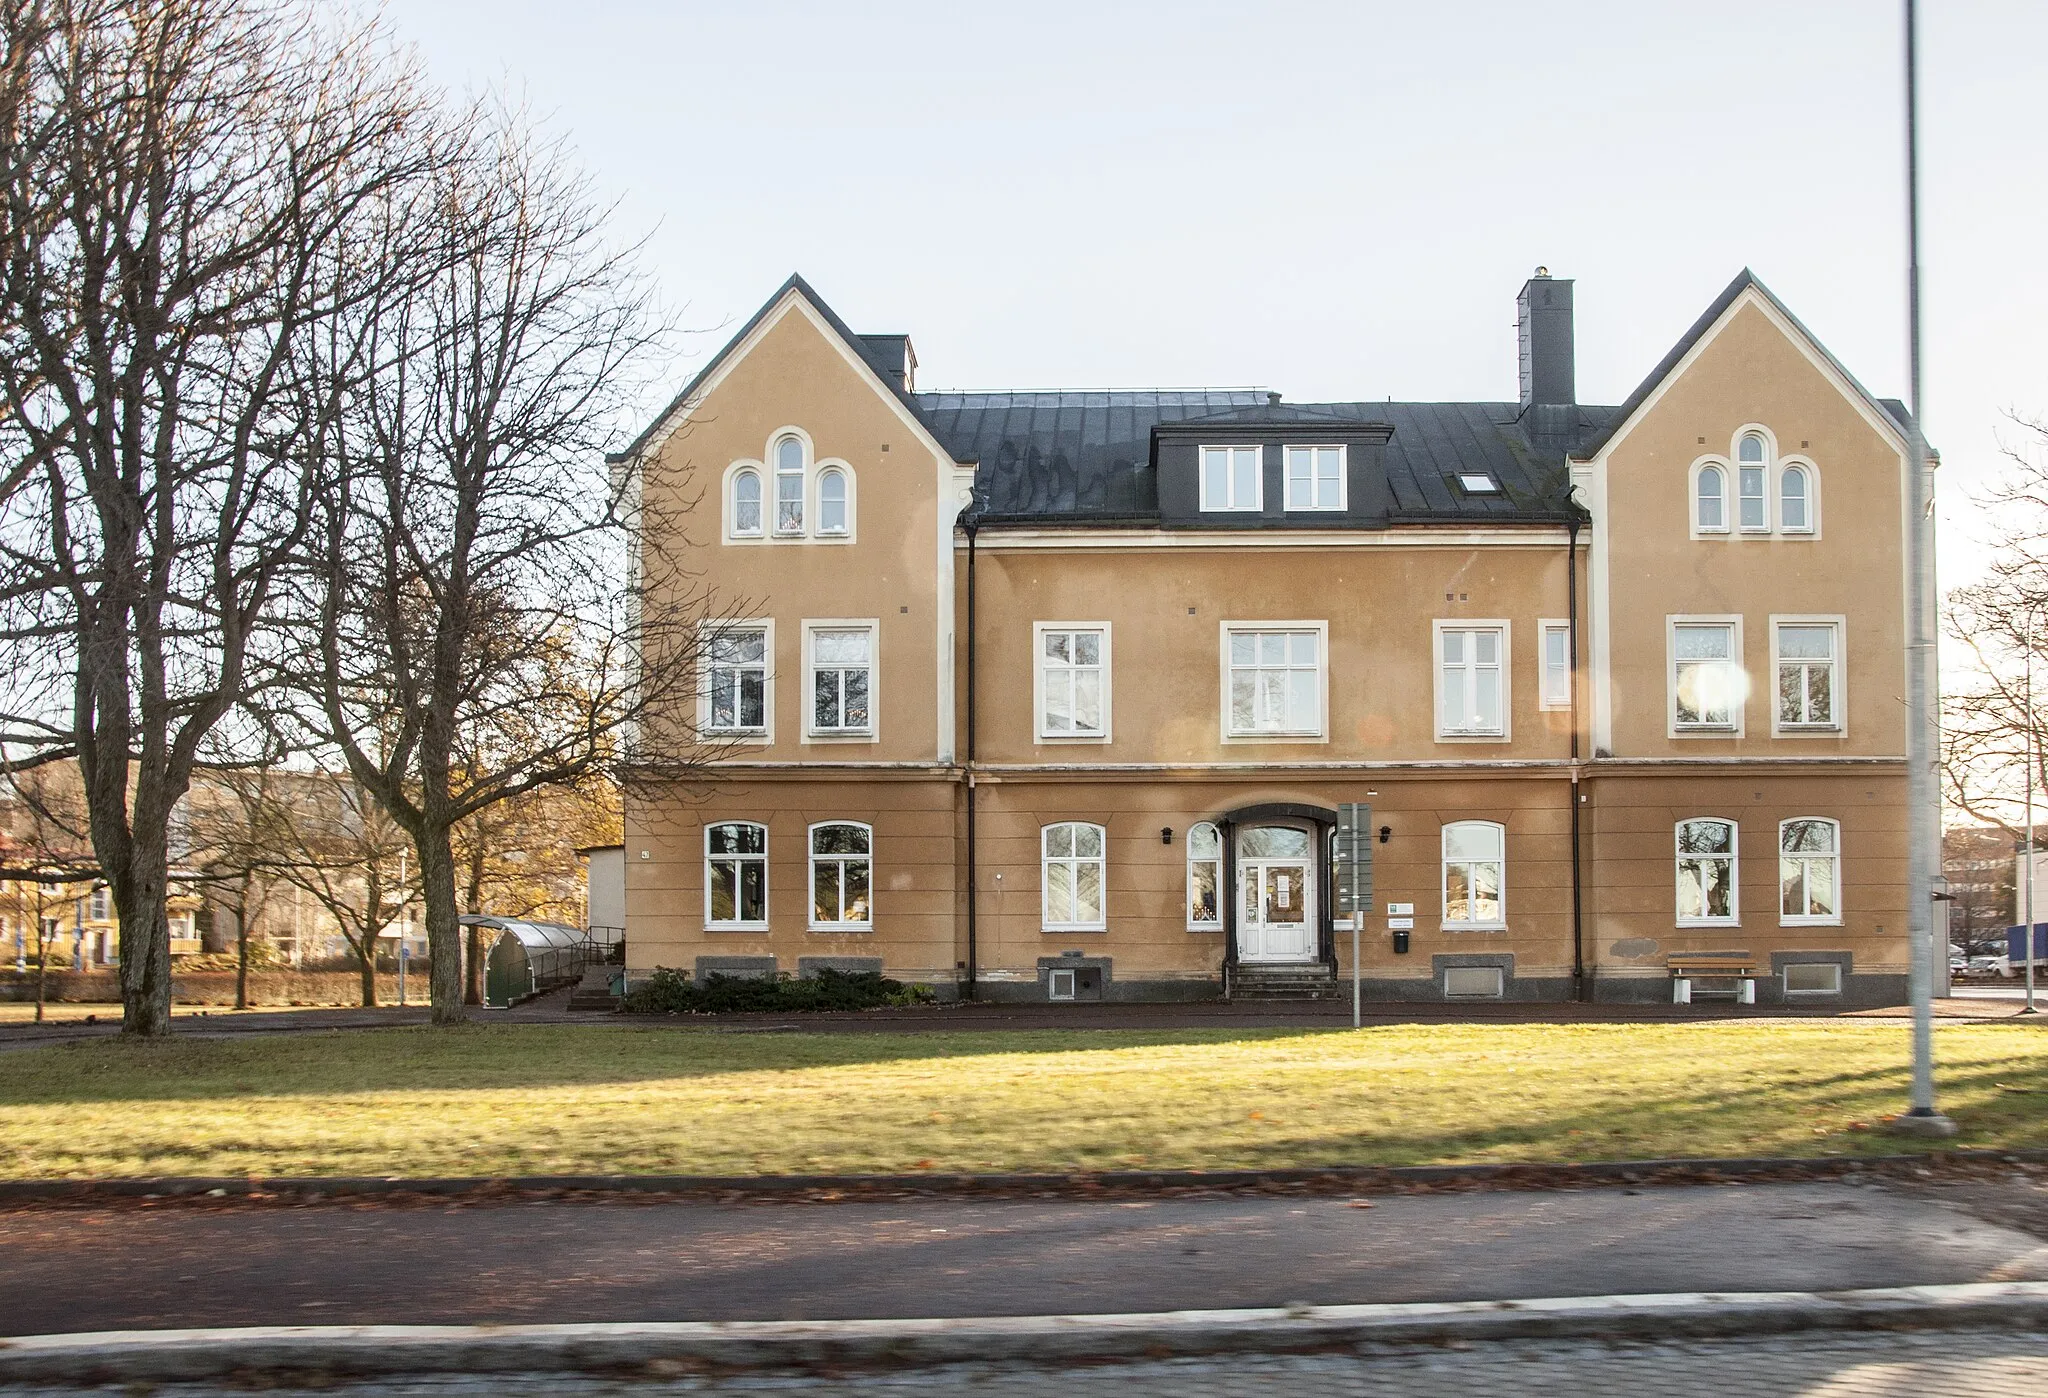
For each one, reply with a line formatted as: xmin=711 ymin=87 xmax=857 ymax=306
xmin=1966 ymin=955 xmax=2013 ymax=979
xmin=1949 ymin=953 xmax=1968 ymax=975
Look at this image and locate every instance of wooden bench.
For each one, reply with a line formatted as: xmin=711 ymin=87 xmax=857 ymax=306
xmin=1669 ymin=954 xmax=1758 ymax=1005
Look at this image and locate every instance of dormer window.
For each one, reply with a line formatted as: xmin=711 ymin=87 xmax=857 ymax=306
xmin=1457 ymin=473 xmax=1499 ymax=494
xmin=1199 ymin=445 xmax=1261 ymax=512
xmin=1283 ymin=445 xmax=1344 ymax=511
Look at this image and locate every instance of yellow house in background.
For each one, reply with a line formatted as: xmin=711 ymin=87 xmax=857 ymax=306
xmin=616 ymin=269 xmax=1916 ymax=1008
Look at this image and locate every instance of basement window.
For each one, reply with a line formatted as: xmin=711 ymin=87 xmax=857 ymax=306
xmin=1443 ymin=965 xmax=1505 ymax=998
xmin=1457 ymin=473 xmax=1499 ymax=494
xmin=1782 ymin=963 xmax=1842 ymax=996
xmin=1048 ymin=968 xmax=1077 ymax=1001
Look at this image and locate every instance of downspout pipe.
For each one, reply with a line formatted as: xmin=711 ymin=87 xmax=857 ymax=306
xmin=963 ymin=513 xmax=979 ymax=1002
xmin=1567 ymin=515 xmax=1586 ymax=1002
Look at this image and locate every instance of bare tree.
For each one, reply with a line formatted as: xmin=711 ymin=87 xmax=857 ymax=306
xmin=0 ymin=0 xmax=434 ymax=1034
xmin=1943 ymin=414 xmax=2048 ymax=838
xmin=279 ymin=97 xmax=708 ymax=1026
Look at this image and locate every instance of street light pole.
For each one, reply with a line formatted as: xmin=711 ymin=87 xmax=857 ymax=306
xmin=1893 ymin=0 xmax=1955 ymax=1137
xmin=2026 ymin=605 xmax=2040 ymax=1014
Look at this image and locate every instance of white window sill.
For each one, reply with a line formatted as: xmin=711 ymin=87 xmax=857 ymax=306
xmin=1036 ymin=731 xmax=1111 ymax=743
xmin=1774 ymin=725 xmax=1842 ymax=736
xmin=1187 ymin=922 xmax=1223 ymax=933
xmin=808 ymin=923 xmax=873 ymax=934
xmin=1443 ymin=922 xmax=1507 ymax=933
xmin=1676 ymin=918 xmax=1741 ymax=929
xmin=1043 ymin=925 xmax=1106 ymax=934
xmin=1436 ymin=730 xmax=1508 ymax=742
xmin=1779 ymin=917 xmax=1843 ymax=928
xmin=1671 ymin=727 xmax=1740 ymax=738
xmin=705 ymin=923 xmax=769 ymax=933
xmin=1224 ymin=730 xmax=1326 ymax=743
xmin=804 ymin=731 xmax=876 ymax=743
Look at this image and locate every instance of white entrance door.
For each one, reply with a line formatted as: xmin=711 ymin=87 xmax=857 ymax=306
xmin=1237 ymin=826 xmax=1317 ymax=963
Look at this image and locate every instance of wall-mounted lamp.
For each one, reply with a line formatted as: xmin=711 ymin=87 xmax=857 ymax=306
xmin=1160 ymin=827 xmax=1174 ymax=845
xmin=1378 ymin=826 xmax=1392 ymax=844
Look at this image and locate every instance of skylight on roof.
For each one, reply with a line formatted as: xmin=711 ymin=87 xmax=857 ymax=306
xmin=1458 ymin=473 xmax=1499 ymax=493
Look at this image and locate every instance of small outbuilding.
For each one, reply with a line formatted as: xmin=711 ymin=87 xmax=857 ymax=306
xmin=467 ymin=917 xmax=592 ymax=1008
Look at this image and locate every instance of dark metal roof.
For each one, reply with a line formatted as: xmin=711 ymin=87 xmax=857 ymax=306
xmin=929 ymin=394 xmax=1615 ymax=525
xmin=914 ymin=390 xmax=1269 ymax=517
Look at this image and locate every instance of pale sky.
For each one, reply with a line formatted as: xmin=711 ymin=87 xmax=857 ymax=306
xmin=382 ymin=0 xmax=2047 ymax=591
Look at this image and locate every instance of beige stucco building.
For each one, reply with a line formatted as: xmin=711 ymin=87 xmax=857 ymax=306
xmin=615 ymin=269 xmax=1917 ymax=1007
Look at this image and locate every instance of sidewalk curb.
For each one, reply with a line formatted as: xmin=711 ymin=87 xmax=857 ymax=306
xmin=2 ymin=1148 xmax=2043 ymax=1206
xmin=1 ymin=1284 xmax=2044 ymax=1384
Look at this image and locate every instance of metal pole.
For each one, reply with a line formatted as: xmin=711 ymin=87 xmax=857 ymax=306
xmin=1894 ymin=0 xmax=1954 ymax=1135
xmin=2028 ymin=606 xmax=2040 ymax=1013
xmin=1352 ymin=916 xmax=1361 ymax=1029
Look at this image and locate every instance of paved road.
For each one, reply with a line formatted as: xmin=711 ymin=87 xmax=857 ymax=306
xmin=5 ymin=1177 xmax=2046 ymax=1337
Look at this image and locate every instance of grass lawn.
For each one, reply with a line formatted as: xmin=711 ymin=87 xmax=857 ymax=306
xmin=0 ymin=1021 xmax=2041 ymax=1180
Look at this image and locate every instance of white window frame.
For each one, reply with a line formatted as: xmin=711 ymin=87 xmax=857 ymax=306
xmin=1218 ymin=621 xmax=1329 ymax=743
xmin=1033 ymin=622 xmax=1112 ymax=743
xmin=1186 ymin=821 xmax=1223 ymax=930
xmin=772 ymin=432 xmax=807 ymax=536
xmin=1690 ymin=458 xmax=1731 ymax=537
xmin=1735 ymin=432 xmax=1771 ymax=533
xmin=801 ymin=619 xmax=878 ymax=743
xmin=89 ymin=886 xmax=109 ymax=921
xmin=704 ymin=820 xmax=769 ymax=930
xmin=1770 ymin=615 xmax=1845 ymax=736
xmin=1778 ymin=817 xmax=1843 ymax=927
xmin=1440 ymin=820 xmax=1507 ymax=931
xmin=1537 ymin=619 xmax=1571 ymax=711
xmin=1282 ymin=444 xmax=1346 ymax=512
xmin=814 ymin=464 xmax=854 ymax=539
xmin=1667 ymin=615 xmax=1745 ymax=738
xmin=1674 ymin=817 xmax=1740 ymax=927
xmin=725 ymin=462 xmax=764 ymax=541
xmin=1199 ymin=444 xmax=1263 ymax=512
xmin=807 ymin=820 xmax=874 ymax=931
xmin=699 ymin=619 xmax=774 ymax=743
xmin=1042 ymin=821 xmax=1108 ymax=932
xmin=1782 ymin=962 xmax=1843 ymax=995
xmin=1048 ymin=967 xmax=1078 ymax=1000
xmin=1777 ymin=458 xmax=1818 ymax=536
xmin=1433 ymin=620 xmax=1512 ymax=741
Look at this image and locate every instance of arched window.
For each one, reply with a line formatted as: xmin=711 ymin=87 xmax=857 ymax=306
xmin=817 ymin=467 xmax=849 ymax=535
xmin=1675 ymin=818 xmax=1738 ymax=925
xmin=1695 ymin=464 xmax=1727 ymax=533
xmin=1780 ymin=463 xmax=1811 ymax=533
xmin=1043 ymin=821 xmax=1107 ymax=930
xmin=1779 ymin=818 xmax=1840 ymax=924
xmin=809 ymin=821 xmax=872 ymax=928
xmin=1441 ymin=821 xmax=1505 ymax=928
xmin=731 ymin=468 xmax=762 ymax=537
xmin=774 ymin=435 xmax=805 ymax=534
xmin=705 ymin=821 xmax=768 ymax=927
xmin=1736 ymin=434 xmax=1768 ymax=531
xmin=1186 ymin=822 xmax=1222 ymax=928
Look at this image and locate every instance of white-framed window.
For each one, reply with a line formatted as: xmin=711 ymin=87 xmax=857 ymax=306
xmin=89 ymin=886 xmax=108 ymax=921
xmin=1737 ymin=433 xmax=1769 ymax=532
xmin=1441 ymin=820 xmax=1505 ymax=929
xmin=1694 ymin=462 xmax=1729 ymax=534
xmin=1772 ymin=617 xmax=1842 ymax=733
xmin=704 ymin=821 xmax=768 ymax=928
xmin=703 ymin=622 xmax=772 ymax=736
xmin=1780 ymin=462 xmax=1813 ymax=533
xmin=730 ymin=467 xmax=763 ymax=538
xmin=1783 ymin=962 xmax=1843 ymax=995
xmin=1221 ymin=623 xmax=1326 ymax=739
xmin=1186 ymin=822 xmax=1222 ymax=929
xmin=1042 ymin=821 xmax=1107 ymax=931
xmin=808 ymin=821 xmax=873 ymax=929
xmin=1670 ymin=617 xmax=1743 ymax=734
xmin=1048 ymin=966 xmax=1078 ymax=1000
xmin=1283 ymin=444 xmax=1344 ymax=511
xmin=773 ymin=434 xmax=805 ymax=534
xmin=1199 ymin=445 xmax=1262 ymax=512
xmin=1675 ymin=818 xmax=1738 ymax=925
xmin=1035 ymin=623 xmax=1110 ymax=741
xmin=817 ymin=467 xmax=850 ymax=536
xmin=1444 ymin=965 xmax=1505 ymax=997
xmin=1779 ymin=818 xmax=1841 ymax=925
xmin=1435 ymin=622 xmax=1510 ymax=739
xmin=804 ymin=620 xmax=875 ymax=739
xmin=1538 ymin=619 xmax=1570 ymax=710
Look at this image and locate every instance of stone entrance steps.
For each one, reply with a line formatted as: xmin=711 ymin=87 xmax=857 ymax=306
xmin=1229 ymin=964 xmax=1340 ymax=1001
xmin=566 ymin=964 xmax=620 ymax=1013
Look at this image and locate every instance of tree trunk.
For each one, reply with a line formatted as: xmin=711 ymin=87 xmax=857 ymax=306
xmin=418 ymin=827 xmax=465 ymax=1025
xmin=234 ymin=887 xmax=250 ymax=1011
xmin=113 ymin=844 xmax=175 ymax=1037
xmin=33 ymin=894 xmax=47 ymax=1026
xmin=359 ymin=941 xmax=377 ymax=1008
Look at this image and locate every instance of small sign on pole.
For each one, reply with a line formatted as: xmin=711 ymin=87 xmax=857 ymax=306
xmin=1336 ymin=803 xmax=1373 ymax=1028
xmin=398 ymin=943 xmax=409 ymax=1008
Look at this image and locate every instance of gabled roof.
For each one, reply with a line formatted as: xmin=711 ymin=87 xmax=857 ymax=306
xmin=1574 ymin=268 xmax=1913 ymax=461
xmin=609 ymin=273 xmax=922 ymax=465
